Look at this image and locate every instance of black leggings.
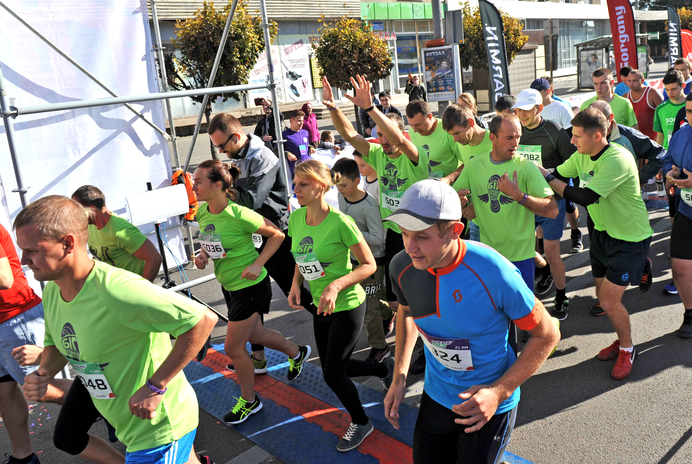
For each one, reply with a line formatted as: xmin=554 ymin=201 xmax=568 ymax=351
xmin=313 ymin=301 xmax=387 ymax=426
xmin=384 ymin=229 xmax=405 ymax=302
xmin=53 ymin=379 xmax=100 ymax=455
xmin=251 ymin=234 xmax=316 ymax=352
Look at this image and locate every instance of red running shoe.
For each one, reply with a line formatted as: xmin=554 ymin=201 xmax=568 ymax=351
xmin=611 ymin=347 xmax=636 ymax=380
xmin=597 ymin=340 xmax=620 ymax=361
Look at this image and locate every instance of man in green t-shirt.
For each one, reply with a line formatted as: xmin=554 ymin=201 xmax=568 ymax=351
xmin=441 ymin=104 xmax=493 ymax=242
xmin=17 ymin=196 xmax=218 ymax=464
xmin=323 ymin=76 xmax=429 ymax=317
xmin=406 ymin=100 xmax=462 ymax=180
xmin=453 ymin=113 xmax=558 ymax=289
xmin=580 ymin=68 xmax=638 ymax=129
xmin=72 ymin=185 xmax=162 ymax=282
xmin=654 ymin=70 xmax=687 ymax=150
xmin=540 ymin=108 xmax=653 ymax=381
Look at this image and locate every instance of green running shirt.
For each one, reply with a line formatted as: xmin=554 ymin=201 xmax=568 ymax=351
xmin=557 ymin=144 xmax=653 ymax=242
xmin=88 ymin=214 xmax=147 ymax=277
xmin=408 ymin=118 xmax=462 ymax=178
xmin=288 ymin=206 xmax=366 ymax=312
xmin=197 ymin=201 xmax=267 ymax=292
xmin=454 ymin=153 xmax=553 ymax=262
xmin=43 ymin=262 xmax=204 ymax=452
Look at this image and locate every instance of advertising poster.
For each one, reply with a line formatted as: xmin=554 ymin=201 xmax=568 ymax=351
xmin=247 ymin=45 xmax=284 ymax=105
xmin=278 ymin=37 xmax=313 ymax=102
xmin=310 ymin=56 xmax=323 ymax=89
xmin=423 ymin=46 xmax=456 ymax=101
xmin=637 ymin=45 xmax=648 ymax=77
xmin=579 ymin=48 xmax=603 ymax=89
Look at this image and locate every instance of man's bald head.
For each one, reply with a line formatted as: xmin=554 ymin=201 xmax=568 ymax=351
xmin=589 ymin=100 xmax=613 ymax=120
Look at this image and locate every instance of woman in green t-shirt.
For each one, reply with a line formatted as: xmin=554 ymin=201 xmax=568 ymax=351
xmin=193 ymin=159 xmax=310 ymax=425
xmin=287 ymin=160 xmax=391 ymax=452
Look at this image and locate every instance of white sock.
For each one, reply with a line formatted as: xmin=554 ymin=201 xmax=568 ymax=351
xmin=620 ymin=346 xmax=634 ymax=353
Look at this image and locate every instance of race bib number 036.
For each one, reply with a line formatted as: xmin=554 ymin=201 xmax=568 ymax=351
xmin=199 ymin=233 xmax=226 ymax=259
xmin=419 ymin=328 xmax=474 ymax=371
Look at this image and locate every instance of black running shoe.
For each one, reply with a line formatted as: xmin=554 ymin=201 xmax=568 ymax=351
xmin=287 ymin=345 xmax=311 ymax=381
xmin=591 ymin=303 xmax=605 ymax=317
xmin=535 ymin=272 xmax=554 ymax=295
xmin=551 ymin=298 xmax=569 ymax=321
xmin=223 ymin=395 xmax=262 ymax=425
xmin=639 ymin=258 xmax=652 ymax=292
xmin=570 ymin=229 xmax=583 ymax=253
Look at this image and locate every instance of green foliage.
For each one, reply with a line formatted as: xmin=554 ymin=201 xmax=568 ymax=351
xmin=165 ymin=1 xmax=277 ymax=108
xmin=314 ymin=17 xmax=393 ymax=90
xmin=459 ymin=2 xmax=528 ymax=70
xmin=680 ymin=7 xmax=692 ymax=30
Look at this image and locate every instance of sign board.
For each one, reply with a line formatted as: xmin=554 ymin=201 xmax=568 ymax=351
xmin=372 ymin=21 xmax=384 ymax=31
xmin=637 ymin=45 xmax=649 ymax=78
xmin=374 ymin=31 xmax=397 ymax=41
xmin=578 ymin=48 xmax=605 ymax=90
xmin=310 ymin=56 xmax=323 ymax=89
xmin=422 ymin=45 xmax=462 ymax=101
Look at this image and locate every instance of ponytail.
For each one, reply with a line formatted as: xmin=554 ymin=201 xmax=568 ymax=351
xmin=197 ymin=159 xmax=242 ymax=201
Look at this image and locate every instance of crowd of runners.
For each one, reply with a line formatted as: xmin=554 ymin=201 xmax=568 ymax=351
xmin=1 ymin=59 xmax=692 ymax=464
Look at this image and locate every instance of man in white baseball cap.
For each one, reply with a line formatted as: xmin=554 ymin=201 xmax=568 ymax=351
xmin=383 ymin=179 xmax=559 ymax=464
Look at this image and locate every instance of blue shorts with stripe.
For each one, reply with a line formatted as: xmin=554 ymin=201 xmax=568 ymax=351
xmin=125 ymin=429 xmax=196 ymax=464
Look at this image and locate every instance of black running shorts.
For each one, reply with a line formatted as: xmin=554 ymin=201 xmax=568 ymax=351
xmin=671 ymin=211 xmax=692 ymax=260
xmin=590 ymin=229 xmax=651 ymax=287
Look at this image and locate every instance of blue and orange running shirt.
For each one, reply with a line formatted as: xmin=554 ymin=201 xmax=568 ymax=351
xmin=390 ymin=239 xmax=541 ymax=414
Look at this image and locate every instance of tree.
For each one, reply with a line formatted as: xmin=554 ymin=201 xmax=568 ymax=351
xmin=165 ymin=0 xmax=277 ymax=157
xmin=314 ymin=17 xmax=393 ymax=90
xmin=313 ymin=17 xmax=393 ymax=133
xmin=680 ymin=7 xmax=692 ymax=30
xmin=459 ymin=2 xmax=528 ymax=70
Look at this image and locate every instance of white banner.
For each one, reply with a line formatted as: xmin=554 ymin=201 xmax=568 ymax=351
xmin=0 ymin=0 xmax=187 ymax=273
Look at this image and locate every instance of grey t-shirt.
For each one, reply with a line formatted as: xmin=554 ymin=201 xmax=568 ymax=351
xmin=338 ymin=192 xmax=385 ymax=258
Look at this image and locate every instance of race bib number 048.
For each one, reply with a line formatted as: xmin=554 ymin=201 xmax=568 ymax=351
xmin=69 ymin=360 xmax=115 ymax=400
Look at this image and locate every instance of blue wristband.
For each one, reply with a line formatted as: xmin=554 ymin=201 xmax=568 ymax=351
xmin=519 ymin=193 xmax=528 ymax=205
xmin=146 ymin=379 xmax=167 ymax=395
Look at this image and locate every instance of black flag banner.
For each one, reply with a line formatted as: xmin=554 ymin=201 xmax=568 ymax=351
xmin=479 ymin=0 xmax=511 ymax=105
xmin=668 ymin=6 xmax=682 ymax=67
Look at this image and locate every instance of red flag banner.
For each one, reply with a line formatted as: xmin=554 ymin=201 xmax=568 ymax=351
xmin=606 ymin=0 xmax=636 ymax=82
xmin=683 ymin=29 xmax=692 ymax=60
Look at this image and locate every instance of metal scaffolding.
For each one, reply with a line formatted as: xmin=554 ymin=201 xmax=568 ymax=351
xmin=0 ymin=0 xmax=290 ymax=245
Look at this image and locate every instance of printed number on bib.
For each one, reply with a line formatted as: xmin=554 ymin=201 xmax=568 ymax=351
xmin=579 ymin=172 xmax=593 ymax=189
xmin=252 ymin=233 xmax=263 ymax=249
xmin=418 ymin=328 xmax=473 ymax=371
xmin=293 ymin=251 xmax=325 ymax=281
xmin=382 ymin=188 xmax=404 ymax=211
xmin=517 ymin=145 xmax=542 ymax=166
xmin=69 ymin=360 xmax=115 ymax=399
xmin=682 ymin=188 xmax=692 ymax=207
xmin=199 ymin=233 xmax=226 ymax=259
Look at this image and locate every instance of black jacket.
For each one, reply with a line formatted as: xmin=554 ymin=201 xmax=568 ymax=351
xmin=253 ymin=112 xmax=285 ymax=151
xmin=360 ymin=105 xmax=403 ymax=132
xmin=405 ymin=83 xmax=427 ymax=102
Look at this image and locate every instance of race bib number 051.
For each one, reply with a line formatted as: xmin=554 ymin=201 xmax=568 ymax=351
xmin=682 ymin=188 xmax=692 ymax=207
xmin=293 ymin=251 xmax=326 ymax=281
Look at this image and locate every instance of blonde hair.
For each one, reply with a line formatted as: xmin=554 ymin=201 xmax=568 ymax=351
xmin=14 ymin=195 xmax=89 ymax=245
xmin=457 ymin=93 xmax=478 ymax=116
xmin=294 ymin=160 xmax=341 ymax=187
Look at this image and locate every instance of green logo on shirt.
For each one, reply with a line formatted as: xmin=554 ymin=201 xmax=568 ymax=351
xmin=478 ymin=174 xmax=514 ymax=213
xmin=296 ymin=236 xmax=314 ymax=254
xmin=381 ymin=163 xmax=408 ymax=191
xmin=61 ymin=323 xmax=81 ymax=360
